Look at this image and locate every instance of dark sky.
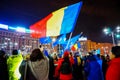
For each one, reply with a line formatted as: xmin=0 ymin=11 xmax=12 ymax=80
xmin=0 ymin=0 xmax=120 ymax=43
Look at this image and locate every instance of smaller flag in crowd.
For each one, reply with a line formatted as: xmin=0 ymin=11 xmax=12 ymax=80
xmin=39 ymin=36 xmax=52 ymax=44
xmin=71 ymin=42 xmax=81 ymax=51
xmin=52 ymin=34 xmax=66 ymax=47
xmin=63 ymin=34 xmax=81 ymax=50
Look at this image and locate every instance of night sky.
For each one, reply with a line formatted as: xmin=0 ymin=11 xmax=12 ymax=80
xmin=0 ymin=0 xmax=120 ymax=43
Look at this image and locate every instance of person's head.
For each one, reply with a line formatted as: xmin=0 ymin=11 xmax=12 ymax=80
xmin=63 ymin=50 xmax=69 ymax=58
xmin=39 ymin=45 xmax=44 ymax=52
xmin=88 ymin=52 xmax=93 ymax=56
xmin=74 ymin=52 xmax=80 ymax=57
xmin=53 ymin=53 xmax=58 ymax=60
xmin=30 ymin=48 xmax=44 ymax=62
xmin=24 ymin=54 xmax=30 ymax=60
xmin=69 ymin=52 xmax=73 ymax=57
xmin=0 ymin=50 xmax=6 ymax=58
xmin=12 ymin=50 xmax=18 ymax=55
xmin=109 ymin=46 xmax=120 ymax=59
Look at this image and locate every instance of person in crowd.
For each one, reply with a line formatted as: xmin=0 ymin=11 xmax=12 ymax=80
xmin=20 ymin=48 xmax=49 ymax=80
xmin=39 ymin=44 xmax=44 ymax=52
xmin=106 ymin=46 xmax=120 ymax=80
xmin=84 ymin=52 xmax=103 ymax=80
xmin=0 ymin=50 xmax=9 ymax=80
xmin=54 ymin=50 xmax=74 ymax=80
xmin=19 ymin=53 xmax=30 ymax=80
xmin=44 ymin=49 xmax=55 ymax=80
xmin=69 ymin=52 xmax=74 ymax=64
xmin=106 ymin=54 xmax=110 ymax=63
xmin=52 ymin=52 xmax=58 ymax=63
xmin=72 ymin=52 xmax=83 ymax=80
xmin=7 ymin=49 xmax=23 ymax=80
xmin=101 ymin=55 xmax=108 ymax=80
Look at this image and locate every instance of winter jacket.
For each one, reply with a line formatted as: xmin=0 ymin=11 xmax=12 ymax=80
xmin=20 ymin=56 xmax=49 ymax=80
xmin=84 ymin=55 xmax=103 ymax=80
xmin=0 ymin=55 xmax=9 ymax=80
xmin=73 ymin=56 xmax=83 ymax=80
xmin=54 ymin=58 xmax=74 ymax=80
xmin=106 ymin=57 xmax=120 ymax=80
xmin=7 ymin=53 xmax=23 ymax=80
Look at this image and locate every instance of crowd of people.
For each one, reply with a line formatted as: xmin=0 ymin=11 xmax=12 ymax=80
xmin=0 ymin=45 xmax=120 ymax=80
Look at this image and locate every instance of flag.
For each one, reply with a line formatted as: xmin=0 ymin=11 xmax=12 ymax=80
xmin=52 ymin=34 xmax=66 ymax=47
xmin=71 ymin=42 xmax=81 ymax=51
xmin=63 ymin=34 xmax=81 ymax=50
xmin=77 ymin=42 xmax=81 ymax=48
xmin=96 ymin=49 xmax=101 ymax=54
xmin=39 ymin=36 xmax=52 ymax=44
xmin=30 ymin=2 xmax=83 ymax=38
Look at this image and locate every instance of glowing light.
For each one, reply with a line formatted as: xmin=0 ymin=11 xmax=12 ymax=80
xmin=14 ymin=42 xmax=18 ymax=46
xmin=16 ymin=27 xmax=25 ymax=33
xmin=116 ymin=34 xmax=120 ymax=38
xmin=52 ymin=38 xmax=56 ymax=42
xmin=116 ymin=26 xmax=120 ymax=30
xmin=9 ymin=26 xmax=16 ymax=30
xmin=79 ymin=36 xmax=87 ymax=41
xmin=25 ymin=29 xmax=31 ymax=33
xmin=116 ymin=26 xmax=120 ymax=33
xmin=103 ymin=27 xmax=111 ymax=34
xmin=4 ymin=42 xmax=7 ymax=45
xmin=0 ymin=24 xmax=8 ymax=30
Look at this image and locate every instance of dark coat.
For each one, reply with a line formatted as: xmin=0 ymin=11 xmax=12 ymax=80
xmin=19 ymin=60 xmax=37 ymax=80
xmin=0 ymin=55 xmax=9 ymax=80
xmin=73 ymin=56 xmax=83 ymax=80
xmin=48 ymin=55 xmax=55 ymax=80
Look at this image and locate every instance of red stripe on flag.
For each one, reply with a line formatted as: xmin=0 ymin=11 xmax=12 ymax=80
xmin=30 ymin=14 xmax=53 ymax=38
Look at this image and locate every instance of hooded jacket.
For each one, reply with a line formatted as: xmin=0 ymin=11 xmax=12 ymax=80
xmin=54 ymin=51 xmax=74 ymax=80
xmin=29 ymin=56 xmax=49 ymax=80
xmin=106 ymin=57 xmax=120 ymax=80
xmin=7 ymin=53 xmax=23 ymax=80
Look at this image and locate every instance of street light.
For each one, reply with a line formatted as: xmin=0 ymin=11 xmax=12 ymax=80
xmin=103 ymin=27 xmax=115 ymax=46
xmin=115 ymin=26 xmax=120 ymax=39
xmin=103 ymin=26 xmax=120 ymax=46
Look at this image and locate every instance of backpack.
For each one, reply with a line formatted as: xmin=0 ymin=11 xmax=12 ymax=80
xmin=60 ymin=60 xmax=72 ymax=74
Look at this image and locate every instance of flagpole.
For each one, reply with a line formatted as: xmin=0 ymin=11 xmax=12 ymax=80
xmin=65 ymin=32 xmax=73 ymax=50
xmin=65 ymin=32 xmax=83 ymax=50
xmin=59 ymin=44 xmax=60 ymax=54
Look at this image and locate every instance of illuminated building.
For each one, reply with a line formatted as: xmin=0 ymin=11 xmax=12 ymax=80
xmin=80 ymin=40 xmax=113 ymax=55
xmin=0 ymin=29 xmax=39 ymax=54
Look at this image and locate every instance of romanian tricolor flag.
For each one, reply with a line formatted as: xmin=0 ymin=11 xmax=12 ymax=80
xmin=71 ymin=42 xmax=81 ymax=51
xmin=30 ymin=2 xmax=83 ymax=38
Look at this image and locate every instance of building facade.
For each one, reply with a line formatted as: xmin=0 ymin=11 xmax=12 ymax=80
xmin=80 ymin=40 xmax=113 ymax=55
xmin=0 ymin=29 xmax=39 ymax=54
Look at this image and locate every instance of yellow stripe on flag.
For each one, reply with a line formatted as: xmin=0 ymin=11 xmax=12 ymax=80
xmin=74 ymin=43 xmax=78 ymax=50
xmin=47 ymin=7 xmax=67 ymax=36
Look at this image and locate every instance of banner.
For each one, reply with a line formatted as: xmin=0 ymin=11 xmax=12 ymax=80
xmin=30 ymin=2 xmax=83 ymax=38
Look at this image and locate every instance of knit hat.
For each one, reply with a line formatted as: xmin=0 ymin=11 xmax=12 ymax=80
xmin=63 ymin=50 xmax=69 ymax=57
xmin=74 ymin=52 xmax=80 ymax=57
xmin=0 ymin=50 xmax=6 ymax=57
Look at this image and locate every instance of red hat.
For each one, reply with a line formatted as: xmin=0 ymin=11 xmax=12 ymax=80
xmin=63 ymin=50 xmax=69 ymax=57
